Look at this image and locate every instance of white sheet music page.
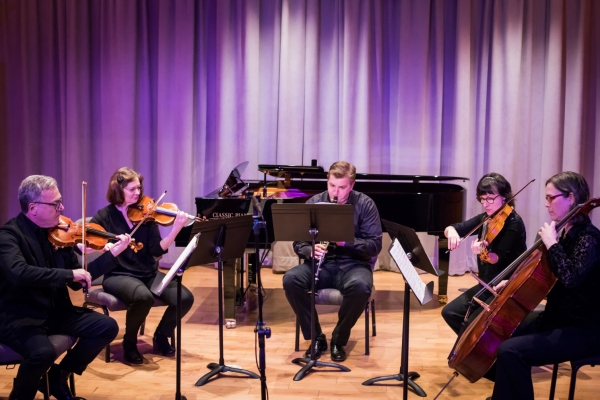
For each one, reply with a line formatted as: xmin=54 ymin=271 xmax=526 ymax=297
xmin=156 ymin=233 xmax=200 ymax=295
xmin=389 ymin=238 xmax=427 ymax=303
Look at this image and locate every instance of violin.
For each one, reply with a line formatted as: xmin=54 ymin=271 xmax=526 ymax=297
xmin=479 ymin=203 xmax=513 ymax=263
xmin=127 ymin=195 xmax=204 ymax=226
xmin=48 ymin=215 xmax=143 ymax=253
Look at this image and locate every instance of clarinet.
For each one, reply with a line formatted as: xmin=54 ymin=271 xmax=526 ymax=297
xmin=315 ymin=196 xmax=338 ymax=281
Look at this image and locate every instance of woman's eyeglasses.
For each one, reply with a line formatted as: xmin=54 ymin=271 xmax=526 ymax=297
xmin=477 ymin=195 xmax=500 ymax=204
xmin=545 ymin=193 xmax=567 ymax=203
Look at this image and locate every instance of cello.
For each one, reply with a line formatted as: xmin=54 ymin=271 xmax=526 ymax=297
xmin=447 ymin=196 xmax=600 ymax=383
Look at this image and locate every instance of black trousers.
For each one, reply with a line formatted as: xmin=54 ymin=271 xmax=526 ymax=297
xmin=492 ymin=314 xmax=600 ymax=400
xmin=5 ymin=307 xmax=118 ymax=400
xmin=282 ymin=260 xmax=372 ymax=346
xmin=103 ymin=274 xmax=194 ymax=343
xmin=441 ymin=284 xmax=494 ymax=335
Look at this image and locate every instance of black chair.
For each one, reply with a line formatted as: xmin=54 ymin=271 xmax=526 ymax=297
xmin=0 ymin=335 xmax=77 ymax=400
xmin=82 ymin=275 xmax=171 ymax=362
xmin=549 ymin=354 xmax=600 ymax=400
xmin=294 ymin=287 xmax=376 ymax=355
xmin=75 ymin=225 xmax=173 ymax=363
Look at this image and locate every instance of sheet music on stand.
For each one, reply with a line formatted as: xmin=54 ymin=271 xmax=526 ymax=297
xmin=389 ymin=237 xmax=434 ymax=306
xmin=152 ymin=233 xmax=200 ymax=296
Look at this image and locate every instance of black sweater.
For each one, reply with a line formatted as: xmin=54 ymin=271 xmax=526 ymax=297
xmin=91 ymin=204 xmax=167 ymax=280
xmin=450 ymin=210 xmax=527 ymax=283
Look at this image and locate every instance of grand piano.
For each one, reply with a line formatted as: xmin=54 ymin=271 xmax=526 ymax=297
xmin=176 ymin=163 xmax=468 ymax=320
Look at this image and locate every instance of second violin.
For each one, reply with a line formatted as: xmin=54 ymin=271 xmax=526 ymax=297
xmin=127 ymin=195 xmax=204 ymax=226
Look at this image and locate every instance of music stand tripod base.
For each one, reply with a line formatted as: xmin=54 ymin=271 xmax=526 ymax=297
xmin=362 ymin=371 xmax=426 ymax=397
xmin=291 ymin=357 xmax=351 ymax=381
xmin=195 ymin=363 xmax=260 ymax=386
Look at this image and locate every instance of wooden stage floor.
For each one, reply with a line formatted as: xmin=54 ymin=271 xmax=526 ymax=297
xmin=1 ymin=266 xmax=597 ymax=399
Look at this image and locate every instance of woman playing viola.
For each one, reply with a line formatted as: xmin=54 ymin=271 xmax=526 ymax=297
xmin=442 ymin=173 xmax=527 ymax=336
xmin=489 ymin=172 xmax=600 ymax=400
xmin=90 ymin=167 xmax=194 ymax=364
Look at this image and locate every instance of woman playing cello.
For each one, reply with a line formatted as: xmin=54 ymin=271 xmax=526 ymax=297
xmin=90 ymin=167 xmax=194 ymax=364
xmin=489 ymin=172 xmax=600 ymax=400
xmin=442 ymin=173 xmax=527 ymax=336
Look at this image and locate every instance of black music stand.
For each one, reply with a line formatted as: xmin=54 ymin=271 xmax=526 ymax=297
xmin=362 ymin=220 xmax=444 ymax=399
xmin=151 ymin=233 xmax=200 ymax=400
xmin=271 ymin=203 xmax=355 ymax=381
xmin=187 ymin=215 xmax=259 ymax=386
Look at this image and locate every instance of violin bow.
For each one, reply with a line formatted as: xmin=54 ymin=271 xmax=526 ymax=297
xmin=82 ymin=181 xmax=89 ymax=297
xmin=128 ymin=190 xmax=167 ymax=237
xmin=446 ymin=179 xmax=535 ymax=253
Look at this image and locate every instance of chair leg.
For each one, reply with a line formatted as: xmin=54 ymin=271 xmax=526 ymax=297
xmin=295 ymin=317 xmax=300 ymax=352
xmin=99 ymin=306 xmax=111 ymax=363
xmin=568 ymin=365 xmax=581 ymax=400
xmin=69 ymin=372 xmax=76 ymax=396
xmin=365 ymin=301 xmax=370 ymax=355
xmin=371 ymin=299 xmax=376 ymax=336
xmin=42 ymin=372 xmax=50 ymax=400
xmin=83 ymin=302 xmax=112 ymax=363
xmin=549 ymin=363 xmax=559 ymax=400
xmin=140 ymin=319 xmax=145 ymax=336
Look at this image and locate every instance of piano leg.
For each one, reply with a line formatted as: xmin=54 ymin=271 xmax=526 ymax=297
xmin=437 ymin=237 xmax=449 ymax=304
xmin=223 ymin=259 xmax=238 ymax=323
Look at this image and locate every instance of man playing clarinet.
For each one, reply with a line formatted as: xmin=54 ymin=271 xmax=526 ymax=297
xmin=283 ymin=161 xmax=382 ymax=362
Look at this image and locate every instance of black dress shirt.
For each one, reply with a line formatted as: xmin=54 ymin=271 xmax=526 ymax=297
xmin=293 ymin=190 xmax=383 ymax=270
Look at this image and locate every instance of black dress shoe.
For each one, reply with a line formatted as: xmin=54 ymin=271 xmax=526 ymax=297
xmin=330 ymin=343 xmax=347 ymax=362
xmin=304 ymin=333 xmax=328 ymax=359
xmin=122 ymin=339 xmax=144 ymax=364
xmin=39 ymin=365 xmax=86 ymax=400
xmin=153 ymin=332 xmax=175 ymax=356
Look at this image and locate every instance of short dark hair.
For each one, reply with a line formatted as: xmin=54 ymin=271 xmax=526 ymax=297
xmin=106 ymin=167 xmax=144 ymax=205
xmin=18 ymin=175 xmax=58 ymax=213
xmin=327 ymin=161 xmax=357 ymax=184
xmin=546 ymin=171 xmax=590 ymax=224
xmin=476 ymin=173 xmax=515 ymax=207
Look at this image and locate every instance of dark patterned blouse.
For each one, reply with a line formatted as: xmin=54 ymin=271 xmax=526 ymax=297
xmin=541 ymin=216 xmax=600 ymax=329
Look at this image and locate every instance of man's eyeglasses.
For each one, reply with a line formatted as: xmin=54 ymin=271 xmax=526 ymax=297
xmin=545 ymin=193 xmax=567 ymax=203
xmin=477 ymin=194 xmax=500 ymax=204
xmin=32 ymin=200 xmax=63 ymax=211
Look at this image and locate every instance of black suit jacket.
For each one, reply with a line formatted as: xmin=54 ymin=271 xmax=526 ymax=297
xmin=0 ymin=213 xmax=119 ymax=339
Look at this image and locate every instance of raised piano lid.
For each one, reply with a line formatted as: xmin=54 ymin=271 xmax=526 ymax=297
xmin=204 ymin=161 xmax=250 ymax=198
xmin=258 ymin=164 xmax=468 ymax=183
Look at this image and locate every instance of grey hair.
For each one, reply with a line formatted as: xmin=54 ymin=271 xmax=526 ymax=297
xmin=18 ymin=175 xmax=58 ymax=213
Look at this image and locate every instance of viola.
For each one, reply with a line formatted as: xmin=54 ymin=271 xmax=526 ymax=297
xmin=48 ymin=215 xmax=143 ymax=253
xmin=447 ymin=196 xmax=600 ymax=383
xmin=479 ymin=203 xmax=513 ymax=263
xmin=127 ymin=195 xmax=204 ymax=226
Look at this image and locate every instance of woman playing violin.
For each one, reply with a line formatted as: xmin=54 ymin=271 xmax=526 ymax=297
xmin=489 ymin=172 xmax=600 ymax=400
xmin=90 ymin=167 xmax=194 ymax=364
xmin=442 ymin=173 xmax=527 ymax=336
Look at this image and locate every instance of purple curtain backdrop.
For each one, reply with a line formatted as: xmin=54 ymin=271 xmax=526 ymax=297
xmin=1 ymin=0 xmax=599 ymax=264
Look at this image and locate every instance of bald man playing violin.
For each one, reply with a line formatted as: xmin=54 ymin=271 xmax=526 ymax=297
xmin=0 ymin=175 xmax=132 ymax=400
